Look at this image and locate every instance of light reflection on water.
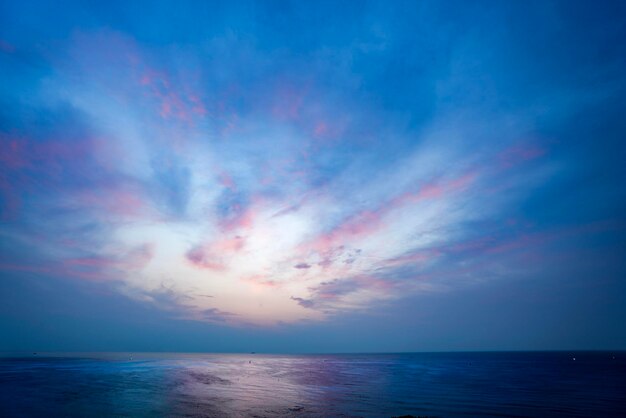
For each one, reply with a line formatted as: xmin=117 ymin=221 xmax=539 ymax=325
xmin=1 ymin=352 xmax=625 ymax=417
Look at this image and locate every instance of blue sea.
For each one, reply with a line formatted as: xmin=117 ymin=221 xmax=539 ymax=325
xmin=0 ymin=352 xmax=624 ymax=417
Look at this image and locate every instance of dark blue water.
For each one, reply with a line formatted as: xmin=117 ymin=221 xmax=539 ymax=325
xmin=0 ymin=352 xmax=624 ymax=417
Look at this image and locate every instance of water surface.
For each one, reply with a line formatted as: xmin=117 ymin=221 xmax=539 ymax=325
xmin=0 ymin=352 xmax=624 ymax=417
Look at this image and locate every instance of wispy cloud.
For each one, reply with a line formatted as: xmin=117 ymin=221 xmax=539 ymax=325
xmin=3 ymin=1 xmax=622 ymax=329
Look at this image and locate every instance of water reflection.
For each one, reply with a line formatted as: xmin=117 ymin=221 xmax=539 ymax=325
xmin=1 ymin=352 xmax=625 ymax=417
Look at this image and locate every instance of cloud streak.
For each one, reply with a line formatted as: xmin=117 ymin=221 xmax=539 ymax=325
xmin=0 ymin=30 xmax=555 ymax=325
xmin=2 ymin=2 xmax=622 ymax=329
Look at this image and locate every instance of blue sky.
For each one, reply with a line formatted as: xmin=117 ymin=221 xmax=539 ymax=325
xmin=1 ymin=0 xmax=625 ymax=352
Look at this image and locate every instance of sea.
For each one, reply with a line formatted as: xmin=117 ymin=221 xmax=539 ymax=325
xmin=0 ymin=351 xmax=624 ymax=417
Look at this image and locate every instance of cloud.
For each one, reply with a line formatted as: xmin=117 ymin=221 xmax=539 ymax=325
xmin=290 ymin=296 xmax=315 ymax=309
xmin=0 ymin=20 xmax=577 ymax=327
xmin=200 ymin=308 xmax=237 ymax=323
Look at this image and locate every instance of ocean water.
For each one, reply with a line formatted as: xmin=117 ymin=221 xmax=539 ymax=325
xmin=0 ymin=352 xmax=624 ymax=417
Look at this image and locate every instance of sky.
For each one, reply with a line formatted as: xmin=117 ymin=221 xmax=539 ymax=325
xmin=1 ymin=0 xmax=625 ymax=353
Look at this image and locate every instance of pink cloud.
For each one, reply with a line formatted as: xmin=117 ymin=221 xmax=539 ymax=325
xmin=0 ymin=262 xmax=114 ymax=282
xmin=1 ymin=135 xmax=107 ymax=180
xmin=244 ymin=274 xmax=281 ymax=288
xmin=64 ymin=243 xmax=154 ymax=272
xmin=498 ymin=143 xmax=546 ymax=168
xmin=136 ymin=65 xmax=208 ymax=127
xmin=186 ymin=246 xmax=227 ymax=271
xmin=0 ymin=137 xmax=30 ymax=169
xmin=186 ymin=236 xmax=246 ymax=271
xmin=384 ymin=249 xmax=442 ymax=267
xmin=188 ymin=94 xmax=207 ymax=116
xmin=303 ymin=172 xmax=478 ymax=258
xmin=73 ymin=186 xmax=149 ymax=219
xmin=391 ymin=171 xmax=477 ymax=207
xmin=309 ymin=210 xmax=382 ymax=255
xmin=218 ymin=171 xmax=236 ymax=190
xmin=313 ymin=121 xmax=328 ymax=136
xmin=271 ymin=83 xmax=309 ymax=121
xmin=310 ymin=117 xmax=348 ymax=142
xmin=219 ymin=203 xmax=257 ymax=232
